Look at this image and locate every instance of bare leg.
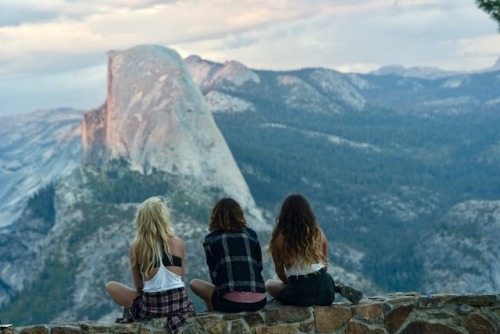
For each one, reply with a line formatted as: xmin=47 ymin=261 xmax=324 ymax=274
xmin=189 ymin=279 xmax=216 ymax=311
xmin=265 ymin=279 xmax=286 ymax=299
xmin=106 ymin=281 xmax=140 ymax=308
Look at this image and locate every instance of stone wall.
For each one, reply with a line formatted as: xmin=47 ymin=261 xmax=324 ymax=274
xmin=3 ymin=293 xmax=499 ymax=334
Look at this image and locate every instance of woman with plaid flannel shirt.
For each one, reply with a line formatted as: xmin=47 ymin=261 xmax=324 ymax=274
xmin=190 ymin=198 xmax=267 ymax=312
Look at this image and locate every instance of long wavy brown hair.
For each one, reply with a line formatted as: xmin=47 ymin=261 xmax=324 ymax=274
xmin=209 ymin=198 xmax=248 ymax=232
xmin=130 ymin=196 xmax=176 ymax=275
xmin=268 ymin=194 xmax=326 ymax=267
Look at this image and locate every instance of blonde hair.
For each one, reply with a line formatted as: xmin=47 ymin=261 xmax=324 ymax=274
xmin=268 ymin=194 xmax=326 ymax=268
xmin=130 ymin=196 xmax=176 ymax=274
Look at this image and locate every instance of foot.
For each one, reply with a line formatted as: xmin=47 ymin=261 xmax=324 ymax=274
xmin=340 ymin=286 xmax=363 ymax=304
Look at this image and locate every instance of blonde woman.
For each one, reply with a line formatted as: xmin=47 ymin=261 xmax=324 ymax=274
xmin=265 ymin=194 xmax=363 ymax=306
xmin=105 ymin=197 xmax=194 ymax=333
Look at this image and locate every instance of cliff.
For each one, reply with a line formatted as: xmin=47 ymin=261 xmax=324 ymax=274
xmin=4 ymin=293 xmax=499 ymax=334
xmin=81 ymin=44 xmax=266 ymax=225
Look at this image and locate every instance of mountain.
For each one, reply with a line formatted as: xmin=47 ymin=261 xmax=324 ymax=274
xmin=370 ymin=56 xmax=500 ymax=79
xmin=418 ymin=200 xmax=500 ymax=294
xmin=0 ymin=45 xmax=271 ymax=325
xmin=183 ymin=54 xmax=500 ymax=294
xmin=370 ymin=65 xmax=460 ymax=79
xmin=81 ymin=45 xmax=265 ymax=226
xmin=1 ymin=45 xmax=499 ymax=324
xmin=0 ymin=108 xmax=83 ymax=229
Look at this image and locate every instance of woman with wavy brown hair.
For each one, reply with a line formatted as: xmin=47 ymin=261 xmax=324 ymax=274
xmin=265 ymin=194 xmax=362 ymax=306
xmin=189 ymin=198 xmax=267 ymax=312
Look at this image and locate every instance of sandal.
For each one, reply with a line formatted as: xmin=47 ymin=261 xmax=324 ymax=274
xmin=340 ymin=286 xmax=363 ymax=304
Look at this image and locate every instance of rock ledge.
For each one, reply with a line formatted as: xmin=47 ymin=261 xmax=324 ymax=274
xmin=5 ymin=293 xmax=499 ymax=334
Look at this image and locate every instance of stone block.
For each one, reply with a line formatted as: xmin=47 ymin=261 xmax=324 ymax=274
xmin=455 ymin=304 xmax=474 ymax=315
xmin=230 ymin=319 xmax=249 ymax=334
xmin=387 ymin=292 xmax=420 ymax=297
xmin=298 ymin=321 xmax=314 ymax=333
xmin=51 ymin=326 xmax=83 ymax=334
xmin=253 ymin=324 xmax=296 ymax=334
xmin=180 ymin=321 xmax=204 ymax=334
xmin=223 ymin=314 xmax=245 ymax=321
xmin=20 ymin=326 xmax=48 ymax=334
xmin=465 ymin=314 xmax=495 ymax=334
xmin=314 ymin=305 xmax=351 ymax=333
xmin=148 ymin=318 xmax=167 ymax=328
xmin=264 ymin=307 xmax=311 ymax=326
xmin=140 ymin=327 xmax=153 ymax=334
xmin=386 ymin=296 xmax=418 ymax=305
xmin=455 ymin=295 xmax=497 ymax=306
xmin=399 ymin=321 xmax=461 ymax=334
xmin=344 ymin=321 xmax=384 ymax=334
xmin=77 ymin=323 xmax=110 ymax=334
xmin=109 ymin=323 xmax=139 ymax=334
xmin=197 ymin=315 xmax=227 ymax=334
xmin=416 ymin=295 xmax=457 ymax=309
xmin=243 ymin=313 xmax=264 ymax=328
xmin=384 ymin=304 xmax=414 ymax=334
xmin=353 ymin=302 xmax=384 ymax=323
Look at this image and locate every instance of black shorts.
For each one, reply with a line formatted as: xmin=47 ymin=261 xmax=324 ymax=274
xmin=277 ymin=268 xmax=335 ymax=307
xmin=211 ymin=291 xmax=267 ymax=313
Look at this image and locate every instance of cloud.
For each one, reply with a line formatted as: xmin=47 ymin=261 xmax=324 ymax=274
xmin=0 ymin=0 xmax=319 ymax=76
xmin=0 ymin=0 xmax=177 ymax=26
xmin=0 ymin=0 xmax=498 ymax=115
xmin=0 ymin=64 xmax=106 ymax=116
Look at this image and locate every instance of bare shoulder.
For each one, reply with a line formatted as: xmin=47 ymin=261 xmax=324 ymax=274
xmin=168 ymin=236 xmax=185 ymax=254
xmin=170 ymin=236 xmax=184 ymax=246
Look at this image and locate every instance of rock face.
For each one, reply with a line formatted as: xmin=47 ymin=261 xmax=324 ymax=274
xmin=5 ymin=293 xmax=499 ymax=334
xmin=184 ymin=52 xmax=500 ymax=296
xmin=82 ymin=46 xmax=263 ymax=223
xmin=0 ymin=45 xmax=270 ymax=324
xmin=2 ymin=45 xmax=500 ymax=324
xmin=184 ymin=55 xmax=260 ymax=93
xmin=0 ymin=108 xmax=83 ymax=229
xmin=418 ymin=200 xmax=500 ymax=294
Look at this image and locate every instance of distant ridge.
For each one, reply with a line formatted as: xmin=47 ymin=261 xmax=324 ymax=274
xmin=370 ymin=56 xmax=500 ymax=79
xmin=81 ymin=45 xmax=265 ymax=225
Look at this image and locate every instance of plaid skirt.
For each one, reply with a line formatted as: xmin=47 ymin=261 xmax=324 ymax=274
xmin=129 ymin=287 xmax=195 ymax=334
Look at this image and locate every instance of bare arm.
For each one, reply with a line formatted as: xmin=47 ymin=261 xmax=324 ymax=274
xmin=271 ymin=249 xmax=289 ymax=284
xmin=321 ymin=230 xmax=329 ymax=270
xmin=180 ymin=239 xmax=186 ymax=281
xmin=129 ymin=245 xmax=144 ymax=294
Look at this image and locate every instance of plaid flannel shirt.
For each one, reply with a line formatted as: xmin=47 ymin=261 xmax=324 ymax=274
xmin=203 ymin=227 xmax=266 ymax=295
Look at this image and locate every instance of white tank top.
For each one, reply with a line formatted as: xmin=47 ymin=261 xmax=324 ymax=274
xmin=143 ymin=264 xmax=185 ymax=292
xmin=286 ymin=261 xmax=325 ymax=277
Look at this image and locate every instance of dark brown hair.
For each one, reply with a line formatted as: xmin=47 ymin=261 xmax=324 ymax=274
xmin=268 ymin=194 xmax=325 ymax=267
xmin=209 ymin=198 xmax=248 ymax=232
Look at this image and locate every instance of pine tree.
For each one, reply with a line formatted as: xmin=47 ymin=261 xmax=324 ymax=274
xmin=476 ymin=0 xmax=500 ymax=29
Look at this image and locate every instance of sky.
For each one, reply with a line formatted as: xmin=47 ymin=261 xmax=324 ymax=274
xmin=1 ymin=0 xmax=499 ymax=116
